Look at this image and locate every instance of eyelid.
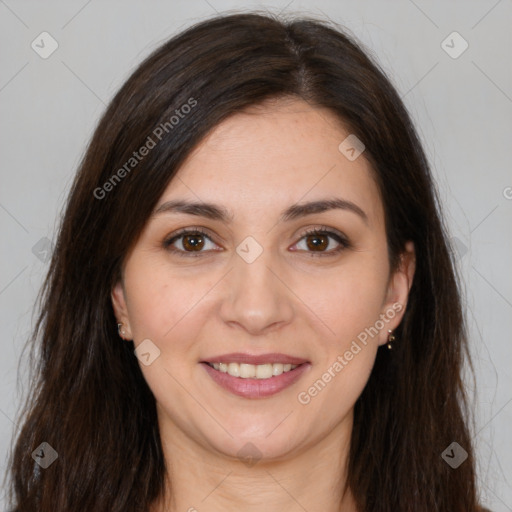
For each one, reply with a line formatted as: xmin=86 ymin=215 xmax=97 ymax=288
xmin=298 ymin=225 xmax=349 ymax=244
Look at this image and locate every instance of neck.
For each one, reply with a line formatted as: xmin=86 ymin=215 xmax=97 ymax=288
xmin=151 ymin=411 xmax=358 ymax=512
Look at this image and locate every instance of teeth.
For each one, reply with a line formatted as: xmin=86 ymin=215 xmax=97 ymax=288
xmin=210 ymin=362 xmax=299 ymax=379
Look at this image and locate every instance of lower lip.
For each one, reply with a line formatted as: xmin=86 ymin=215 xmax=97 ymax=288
xmin=201 ymin=362 xmax=311 ymax=399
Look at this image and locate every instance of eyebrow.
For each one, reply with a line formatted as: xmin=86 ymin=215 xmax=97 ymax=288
xmin=152 ymin=197 xmax=368 ymax=225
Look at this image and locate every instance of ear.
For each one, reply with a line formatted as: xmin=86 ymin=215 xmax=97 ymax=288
xmin=111 ymin=280 xmax=133 ymax=340
xmin=377 ymin=241 xmax=416 ymax=346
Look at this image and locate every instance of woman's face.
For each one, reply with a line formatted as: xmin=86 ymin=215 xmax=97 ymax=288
xmin=112 ymin=98 xmax=414 ymax=462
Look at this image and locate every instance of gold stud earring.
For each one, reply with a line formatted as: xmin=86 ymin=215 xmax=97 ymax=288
xmin=387 ymin=329 xmax=396 ymax=350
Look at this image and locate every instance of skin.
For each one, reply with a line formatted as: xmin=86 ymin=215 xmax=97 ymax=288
xmin=112 ymin=97 xmax=415 ymax=512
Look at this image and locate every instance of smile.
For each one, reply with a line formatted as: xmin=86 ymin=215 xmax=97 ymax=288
xmin=201 ymin=361 xmax=310 ymax=399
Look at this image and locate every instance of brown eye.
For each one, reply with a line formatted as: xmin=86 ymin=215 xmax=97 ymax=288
xmin=181 ymin=233 xmax=205 ymax=251
xmin=294 ymin=228 xmax=350 ymax=256
xmin=164 ymin=228 xmax=219 ymax=257
xmin=305 ymin=233 xmax=329 ymax=251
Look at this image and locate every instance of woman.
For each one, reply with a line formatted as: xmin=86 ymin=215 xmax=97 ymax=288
xmin=8 ymin=11 xmax=487 ymax=512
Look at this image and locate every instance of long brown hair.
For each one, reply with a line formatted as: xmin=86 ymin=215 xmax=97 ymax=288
xmin=8 ymin=11 xmax=481 ymax=511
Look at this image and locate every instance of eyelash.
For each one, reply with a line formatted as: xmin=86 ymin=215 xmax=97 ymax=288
xmin=163 ymin=226 xmax=351 ymax=258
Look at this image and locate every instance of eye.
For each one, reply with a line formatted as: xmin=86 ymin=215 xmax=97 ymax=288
xmin=292 ymin=227 xmax=351 ymax=256
xmin=163 ymin=228 xmax=220 ymax=257
xmin=163 ymin=225 xmax=351 ymax=258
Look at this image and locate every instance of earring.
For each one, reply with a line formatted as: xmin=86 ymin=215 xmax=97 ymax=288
xmin=386 ymin=329 xmax=396 ymax=350
xmin=117 ymin=322 xmax=126 ymax=339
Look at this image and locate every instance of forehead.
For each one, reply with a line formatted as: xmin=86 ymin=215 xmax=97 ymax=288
xmin=159 ymin=98 xmax=383 ymax=225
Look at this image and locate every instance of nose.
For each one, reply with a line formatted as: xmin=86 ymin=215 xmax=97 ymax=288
xmin=219 ymin=248 xmax=295 ymax=336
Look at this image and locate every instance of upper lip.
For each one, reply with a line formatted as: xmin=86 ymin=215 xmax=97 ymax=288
xmin=201 ymin=353 xmax=309 ymax=365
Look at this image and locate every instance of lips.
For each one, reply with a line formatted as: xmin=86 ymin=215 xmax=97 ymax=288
xmin=200 ymin=353 xmax=311 ymax=399
xmin=201 ymin=362 xmax=310 ymax=398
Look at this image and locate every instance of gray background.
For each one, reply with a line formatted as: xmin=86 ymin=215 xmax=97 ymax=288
xmin=1 ymin=0 xmax=511 ymax=509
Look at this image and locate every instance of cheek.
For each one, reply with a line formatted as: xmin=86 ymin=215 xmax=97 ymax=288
xmin=124 ymin=259 xmax=216 ymax=368
xmin=123 ymin=262 xmax=212 ymax=413
xmin=298 ymin=260 xmax=389 ymax=348
xmin=124 ymin=256 xmax=193 ymax=337
xmin=124 ymin=277 xmax=173 ymax=341
xmin=295 ymin=266 xmax=386 ymax=418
